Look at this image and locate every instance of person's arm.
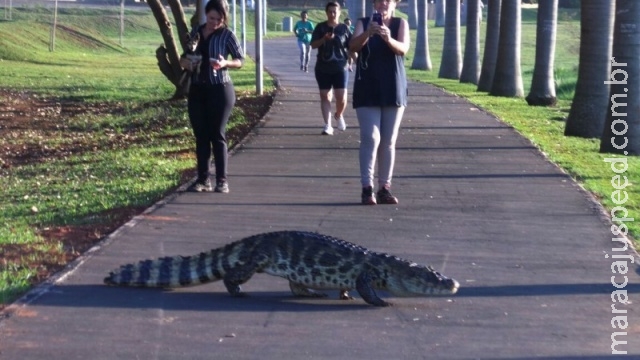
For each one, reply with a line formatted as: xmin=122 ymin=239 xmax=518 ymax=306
xmin=311 ymin=35 xmax=331 ymax=49
xmin=379 ymin=18 xmax=410 ymax=55
xmin=214 ymin=55 xmax=242 ymax=69
xmin=343 ymin=25 xmax=356 ymax=66
xmin=293 ymin=21 xmax=301 ymax=37
xmin=349 ymin=18 xmax=376 ymax=52
xmin=215 ymin=32 xmax=244 ymax=70
xmin=349 ymin=18 xmax=410 ymax=56
xmin=311 ymin=23 xmax=333 ymax=49
xmin=348 ymin=50 xmax=357 ymax=64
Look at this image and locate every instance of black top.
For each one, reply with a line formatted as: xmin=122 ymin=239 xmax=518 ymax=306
xmin=191 ymin=25 xmax=244 ymax=85
xmin=311 ymin=22 xmax=352 ymax=74
xmin=352 ymin=17 xmax=407 ymax=108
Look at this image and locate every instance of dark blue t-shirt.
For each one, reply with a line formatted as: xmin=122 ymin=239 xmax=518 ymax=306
xmin=311 ymin=22 xmax=352 ymax=74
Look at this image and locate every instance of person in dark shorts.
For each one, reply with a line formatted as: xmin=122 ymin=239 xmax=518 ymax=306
xmin=310 ymin=1 xmax=352 ymax=135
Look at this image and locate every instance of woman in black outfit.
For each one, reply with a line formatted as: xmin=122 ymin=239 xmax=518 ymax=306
xmin=180 ymin=0 xmax=244 ymax=193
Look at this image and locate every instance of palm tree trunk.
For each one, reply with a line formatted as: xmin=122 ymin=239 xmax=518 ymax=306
xmin=438 ymin=0 xmax=461 ymax=79
xmin=477 ymin=0 xmax=501 ymax=92
xmin=600 ymin=0 xmax=640 ymax=155
xmin=435 ymin=0 xmax=446 ymax=27
xmin=526 ymin=0 xmax=558 ymax=106
xmin=564 ymin=1 xmax=615 ymax=138
xmin=489 ymin=0 xmax=523 ymax=97
xmin=408 ymin=0 xmax=418 ymax=29
xmin=460 ymin=0 xmax=481 ymax=84
xmin=412 ymin=0 xmax=432 ymax=70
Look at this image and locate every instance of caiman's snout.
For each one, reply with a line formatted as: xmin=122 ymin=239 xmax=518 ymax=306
xmin=446 ymin=278 xmax=460 ymax=294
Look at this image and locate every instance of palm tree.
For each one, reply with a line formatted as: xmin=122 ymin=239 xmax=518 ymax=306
xmin=564 ymin=1 xmax=615 ymax=137
xmin=525 ymin=0 xmax=558 ymax=106
xmin=460 ymin=0 xmax=467 ymax=26
xmin=412 ymin=0 xmax=432 ymax=70
xmin=489 ymin=0 xmax=523 ymax=97
xmin=408 ymin=0 xmax=418 ymax=29
xmin=477 ymin=0 xmax=501 ymax=92
xmin=460 ymin=0 xmax=481 ymax=84
xmin=438 ymin=0 xmax=461 ymax=79
xmin=435 ymin=0 xmax=446 ymax=27
xmin=600 ymin=0 xmax=640 ymax=155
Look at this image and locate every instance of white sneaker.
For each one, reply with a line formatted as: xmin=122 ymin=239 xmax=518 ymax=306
xmin=322 ymin=124 xmax=334 ymax=135
xmin=335 ymin=114 xmax=347 ymax=131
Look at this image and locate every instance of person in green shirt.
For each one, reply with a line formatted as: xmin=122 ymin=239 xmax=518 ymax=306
xmin=344 ymin=17 xmax=354 ymax=33
xmin=294 ymin=10 xmax=314 ymax=72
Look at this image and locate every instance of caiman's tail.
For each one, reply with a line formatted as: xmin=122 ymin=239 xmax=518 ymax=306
xmin=104 ymin=250 xmax=225 ymax=288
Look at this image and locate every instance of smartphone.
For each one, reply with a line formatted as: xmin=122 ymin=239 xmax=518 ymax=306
xmin=372 ymin=12 xmax=382 ymax=25
xmin=327 ymin=26 xmax=334 ymax=34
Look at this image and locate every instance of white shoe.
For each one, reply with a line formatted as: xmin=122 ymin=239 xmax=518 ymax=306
xmin=335 ymin=114 xmax=347 ymax=131
xmin=322 ymin=124 xmax=334 ymax=135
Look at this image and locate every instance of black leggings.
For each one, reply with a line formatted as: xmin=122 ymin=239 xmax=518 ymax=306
xmin=187 ymin=83 xmax=236 ymax=182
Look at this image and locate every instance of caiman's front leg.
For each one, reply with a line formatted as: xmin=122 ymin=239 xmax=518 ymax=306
xmin=355 ymin=272 xmax=390 ymax=307
xmin=223 ymin=254 xmax=269 ymax=296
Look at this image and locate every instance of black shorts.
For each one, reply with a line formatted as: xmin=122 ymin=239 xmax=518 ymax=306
xmin=314 ymin=68 xmax=349 ymax=90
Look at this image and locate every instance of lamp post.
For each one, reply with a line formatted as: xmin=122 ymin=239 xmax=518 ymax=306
xmin=50 ymin=0 xmax=58 ymax=52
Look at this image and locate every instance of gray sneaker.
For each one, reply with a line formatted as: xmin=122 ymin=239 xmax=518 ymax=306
xmin=189 ymin=178 xmax=212 ymax=192
xmin=214 ymin=180 xmax=229 ymax=193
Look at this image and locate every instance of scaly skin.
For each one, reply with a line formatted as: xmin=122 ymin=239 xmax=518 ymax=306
xmin=104 ymin=231 xmax=459 ymax=306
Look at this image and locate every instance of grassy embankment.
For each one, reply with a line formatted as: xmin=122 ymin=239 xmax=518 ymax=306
xmin=0 ymin=5 xmax=276 ymax=306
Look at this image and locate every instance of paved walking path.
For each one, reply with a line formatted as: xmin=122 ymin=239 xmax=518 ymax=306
xmin=1 ymin=38 xmax=638 ymax=359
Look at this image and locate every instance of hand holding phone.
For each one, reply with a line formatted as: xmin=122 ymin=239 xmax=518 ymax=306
xmin=324 ymin=26 xmax=334 ymax=40
xmin=210 ymin=57 xmax=222 ymax=76
xmin=372 ymin=12 xmax=383 ymax=26
xmin=210 ymin=58 xmax=222 ymax=69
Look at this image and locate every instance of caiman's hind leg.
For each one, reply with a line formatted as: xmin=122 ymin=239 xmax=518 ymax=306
xmin=355 ymin=272 xmax=390 ymax=307
xmin=288 ymin=282 xmax=329 ymax=298
xmin=223 ymin=254 xmax=270 ymax=297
